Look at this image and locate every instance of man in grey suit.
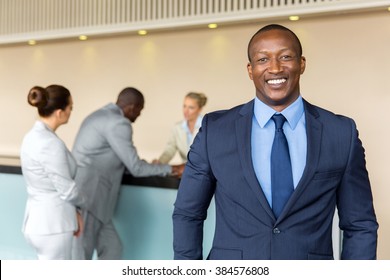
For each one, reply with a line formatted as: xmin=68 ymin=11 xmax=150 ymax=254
xmin=73 ymin=87 xmax=183 ymax=259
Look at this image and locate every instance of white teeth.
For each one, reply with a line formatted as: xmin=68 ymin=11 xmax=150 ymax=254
xmin=267 ymin=79 xmax=286 ymax=85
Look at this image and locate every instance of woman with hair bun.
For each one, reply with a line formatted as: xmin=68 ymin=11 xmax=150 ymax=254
xmin=20 ymin=85 xmax=84 ymax=260
xmin=156 ymin=92 xmax=207 ymax=164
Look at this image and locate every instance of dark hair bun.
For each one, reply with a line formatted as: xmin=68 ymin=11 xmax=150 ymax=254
xmin=28 ymin=86 xmax=47 ymax=108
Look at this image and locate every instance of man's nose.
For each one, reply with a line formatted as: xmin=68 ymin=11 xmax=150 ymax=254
xmin=268 ymin=58 xmax=282 ymax=73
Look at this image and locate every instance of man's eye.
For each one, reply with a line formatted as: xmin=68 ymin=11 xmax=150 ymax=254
xmin=257 ymin=57 xmax=268 ymax=63
xmin=280 ymin=55 xmax=293 ymax=61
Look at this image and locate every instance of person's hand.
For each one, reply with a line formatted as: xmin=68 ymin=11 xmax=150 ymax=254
xmin=171 ymin=163 xmax=185 ymax=178
xmin=74 ymin=211 xmax=84 ymax=237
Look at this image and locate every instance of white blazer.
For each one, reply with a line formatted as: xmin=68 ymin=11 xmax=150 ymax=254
xmin=158 ymin=116 xmax=202 ymax=164
xmin=20 ymin=121 xmax=85 ymax=235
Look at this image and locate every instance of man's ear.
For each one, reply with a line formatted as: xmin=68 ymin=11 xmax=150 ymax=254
xmin=125 ymin=104 xmax=134 ymax=112
xmin=247 ymin=62 xmax=254 ymax=80
xmin=123 ymin=104 xmax=134 ymax=116
xmin=300 ymin=56 xmax=306 ymax=74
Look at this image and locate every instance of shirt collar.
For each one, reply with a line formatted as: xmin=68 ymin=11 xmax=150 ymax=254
xmin=253 ymin=95 xmax=304 ymax=129
xmin=111 ymin=103 xmax=124 ymax=117
xmin=195 ymin=115 xmax=202 ymax=128
xmin=36 ymin=120 xmax=54 ymax=133
xmin=182 ymin=115 xmax=203 ymax=130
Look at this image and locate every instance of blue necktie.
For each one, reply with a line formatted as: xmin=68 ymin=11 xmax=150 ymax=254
xmin=271 ymin=114 xmax=294 ymax=218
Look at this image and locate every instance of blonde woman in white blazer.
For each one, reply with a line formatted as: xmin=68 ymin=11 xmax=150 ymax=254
xmin=157 ymin=92 xmax=207 ymax=164
xmin=20 ymin=85 xmax=85 ymax=260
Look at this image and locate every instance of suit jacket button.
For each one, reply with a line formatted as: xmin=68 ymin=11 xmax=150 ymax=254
xmin=273 ymin=228 xmax=281 ymax=234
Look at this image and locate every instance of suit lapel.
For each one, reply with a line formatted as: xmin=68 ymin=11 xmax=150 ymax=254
xmin=235 ymin=100 xmax=275 ymax=219
xmin=277 ymin=99 xmax=323 ymax=221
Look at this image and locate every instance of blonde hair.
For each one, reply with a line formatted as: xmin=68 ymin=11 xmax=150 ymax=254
xmin=185 ymin=92 xmax=207 ymax=108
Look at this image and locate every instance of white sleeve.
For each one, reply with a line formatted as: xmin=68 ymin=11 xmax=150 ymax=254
xmin=41 ymin=138 xmax=84 ymax=206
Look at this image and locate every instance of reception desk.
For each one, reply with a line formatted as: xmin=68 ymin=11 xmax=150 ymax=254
xmin=0 ymin=162 xmax=216 ymax=260
xmin=1 ymin=160 xmax=341 ymax=260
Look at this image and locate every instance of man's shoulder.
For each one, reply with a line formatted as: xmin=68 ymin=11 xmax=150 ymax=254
xmin=206 ymin=100 xmax=253 ymax=122
xmin=78 ymin=103 xmax=130 ymax=136
xmin=304 ymin=99 xmax=354 ymax=125
xmin=84 ymin=103 xmax=124 ymax=123
xmin=89 ymin=103 xmax=117 ymax=116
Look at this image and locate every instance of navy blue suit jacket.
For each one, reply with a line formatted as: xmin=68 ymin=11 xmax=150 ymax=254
xmin=173 ymin=99 xmax=378 ymax=260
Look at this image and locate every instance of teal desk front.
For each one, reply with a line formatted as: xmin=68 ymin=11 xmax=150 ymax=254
xmin=0 ymin=169 xmax=215 ymax=260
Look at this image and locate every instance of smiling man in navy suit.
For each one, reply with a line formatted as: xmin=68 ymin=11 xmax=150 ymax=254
xmin=173 ymin=24 xmax=378 ymax=260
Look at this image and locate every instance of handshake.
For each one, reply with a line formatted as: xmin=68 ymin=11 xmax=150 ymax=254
xmin=152 ymin=159 xmax=186 ymax=178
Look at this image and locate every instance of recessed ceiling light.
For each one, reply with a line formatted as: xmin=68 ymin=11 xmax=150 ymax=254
xmin=28 ymin=40 xmax=36 ymax=45
xmin=208 ymin=23 xmax=218 ymax=29
xmin=289 ymin=16 xmax=300 ymax=21
xmin=79 ymin=35 xmax=88 ymax=41
xmin=138 ymin=30 xmax=147 ymax=35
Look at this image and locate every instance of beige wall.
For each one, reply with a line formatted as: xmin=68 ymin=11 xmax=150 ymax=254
xmin=1 ymin=10 xmax=389 ymax=259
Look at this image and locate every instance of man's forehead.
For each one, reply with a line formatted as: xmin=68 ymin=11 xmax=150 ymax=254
xmin=250 ymin=30 xmax=300 ymax=52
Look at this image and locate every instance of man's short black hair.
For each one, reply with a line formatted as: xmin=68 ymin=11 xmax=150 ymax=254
xmin=247 ymin=24 xmax=303 ymax=62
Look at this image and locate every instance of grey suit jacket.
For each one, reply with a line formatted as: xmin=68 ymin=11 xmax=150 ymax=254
xmin=20 ymin=121 xmax=85 ymax=235
xmin=72 ymin=103 xmax=171 ymax=223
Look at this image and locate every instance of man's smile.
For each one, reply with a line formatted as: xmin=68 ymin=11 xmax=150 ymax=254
xmin=267 ymin=78 xmax=287 ymax=85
